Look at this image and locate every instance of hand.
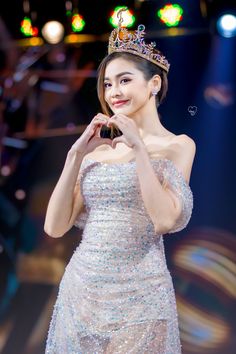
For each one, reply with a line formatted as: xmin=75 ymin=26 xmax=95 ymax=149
xmin=107 ymin=114 xmax=143 ymax=150
xmin=70 ymin=113 xmax=112 ymax=155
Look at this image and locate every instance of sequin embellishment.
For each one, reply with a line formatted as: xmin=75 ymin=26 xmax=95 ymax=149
xmin=45 ymin=158 xmax=193 ymax=353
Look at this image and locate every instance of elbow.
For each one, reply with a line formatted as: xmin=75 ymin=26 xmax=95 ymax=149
xmin=44 ymin=213 xmax=72 ymax=238
xmin=44 ymin=223 xmax=66 ymax=238
xmin=153 ymin=211 xmax=181 ymax=235
xmin=154 ymin=221 xmax=172 ymax=235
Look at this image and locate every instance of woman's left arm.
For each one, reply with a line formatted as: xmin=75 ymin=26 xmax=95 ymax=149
xmin=134 ymin=136 xmax=196 ymax=234
xmin=108 ymin=114 xmax=196 ymax=235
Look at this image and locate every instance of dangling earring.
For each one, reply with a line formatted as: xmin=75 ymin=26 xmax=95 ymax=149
xmin=152 ymin=90 xmax=158 ymax=96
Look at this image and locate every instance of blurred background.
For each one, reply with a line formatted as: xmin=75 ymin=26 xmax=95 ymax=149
xmin=0 ymin=1 xmax=236 ymax=353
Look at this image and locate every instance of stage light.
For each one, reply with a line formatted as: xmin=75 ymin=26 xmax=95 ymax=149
xmin=20 ymin=17 xmax=38 ymax=37
xmin=20 ymin=17 xmax=32 ymax=36
xmin=15 ymin=189 xmax=26 ymax=200
xmin=41 ymin=21 xmax=64 ymax=44
xmin=109 ymin=6 xmax=135 ymax=28
xmin=65 ymin=0 xmax=73 ymax=17
xmin=72 ymin=13 xmax=85 ymax=32
xmin=217 ymin=14 xmax=236 ymax=38
xmin=17 ymin=37 xmax=44 ymax=47
xmin=157 ymin=3 xmax=183 ymax=27
xmin=1 ymin=166 xmax=11 ymax=177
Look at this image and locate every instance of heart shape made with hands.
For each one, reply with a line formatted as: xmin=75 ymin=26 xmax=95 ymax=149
xmin=100 ymin=124 xmax=123 ymax=140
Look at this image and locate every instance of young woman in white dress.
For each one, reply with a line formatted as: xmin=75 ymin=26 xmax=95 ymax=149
xmin=44 ymin=12 xmax=196 ymax=354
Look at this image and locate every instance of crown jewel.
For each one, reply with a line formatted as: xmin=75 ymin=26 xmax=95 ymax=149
xmin=108 ymin=8 xmax=170 ymax=73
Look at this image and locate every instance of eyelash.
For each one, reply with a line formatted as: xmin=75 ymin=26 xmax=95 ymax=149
xmin=104 ymin=78 xmax=131 ymax=88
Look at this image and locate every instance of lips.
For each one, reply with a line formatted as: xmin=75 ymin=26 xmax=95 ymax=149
xmin=112 ymin=100 xmax=129 ymax=107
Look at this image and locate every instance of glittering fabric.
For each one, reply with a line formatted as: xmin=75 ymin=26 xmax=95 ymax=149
xmin=45 ymin=158 xmax=193 ymax=354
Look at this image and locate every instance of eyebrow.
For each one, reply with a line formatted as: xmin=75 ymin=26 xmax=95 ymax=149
xmin=104 ymin=71 xmax=134 ymax=81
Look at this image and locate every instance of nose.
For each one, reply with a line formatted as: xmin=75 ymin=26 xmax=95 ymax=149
xmin=110 ymin=84 xmax=122 ymax=97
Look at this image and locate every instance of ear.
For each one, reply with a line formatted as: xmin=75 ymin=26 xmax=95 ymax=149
xmin=151 ymin=74 xmax=162 ymax=92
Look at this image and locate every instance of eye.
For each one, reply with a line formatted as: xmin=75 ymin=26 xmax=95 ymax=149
xmin=104 ymin=82 xmax=111 ymax=89
xmin=120 ymin=78 xmax=131 ymax=84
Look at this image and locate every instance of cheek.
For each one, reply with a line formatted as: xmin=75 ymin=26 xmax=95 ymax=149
xmin=104 ymin=90 xmax=110 ymax=103
xmin=133 ymin=90 xmax=146 ymax=100
xmin=103 ymin=93 xmax=108 ymax=103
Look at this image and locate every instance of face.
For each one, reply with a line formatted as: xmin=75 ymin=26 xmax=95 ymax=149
xmin=103 ymin=58 xmax=153 ymax=117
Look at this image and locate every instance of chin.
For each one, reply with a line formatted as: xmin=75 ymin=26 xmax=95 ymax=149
xmin=112 ymin=107 xmax=136 ymax=117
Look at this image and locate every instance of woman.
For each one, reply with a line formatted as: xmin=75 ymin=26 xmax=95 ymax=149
xmin=44 ymin=14 xmax=196 ymax=354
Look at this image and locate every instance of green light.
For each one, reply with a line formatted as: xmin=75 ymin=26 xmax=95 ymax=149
xmin=72 ymin=13 xmax=85 ymax=32
xmin=20 ymin=17 xmax=38 ymax=37
xmin=20 ymin=17 xmax=33 ymax=36
xmin=109 ymin=6 xmax=135 ymax=28
xmin=157 ymin=4 xmax=183 ymax=27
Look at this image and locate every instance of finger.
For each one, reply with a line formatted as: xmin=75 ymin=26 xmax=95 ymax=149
xmin=96 ymin=113 xmax=110 ymax=120
xmin=91 ymin=114 xmax=108 ymax=125
xmin=100 ymin=138 xmax=112 ymax=146
xmin=94 ymin=124 xmax=102 ymax=137
xmin=111 ymin=114 xmax=129 ymax=124
xmin=92 ymin=118 xmax=107 ymax=127
xmin=110 ymin=114 xmax=129 ymax=125
xmin=88 ymin=119 xmax=107 ymax=137
xmin=112 ymin=136 xmax=130 ymax=149
xmin=92 ymin=113 xmax=109 ymax=123
xmin=107 ymin=119 xmax=124 ymax=131
xmin=89 ymin=121 xmax=101 ymax=135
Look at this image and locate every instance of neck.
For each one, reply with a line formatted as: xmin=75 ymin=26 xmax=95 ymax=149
xmin=128 ymin=104 xmax=168 ymax=138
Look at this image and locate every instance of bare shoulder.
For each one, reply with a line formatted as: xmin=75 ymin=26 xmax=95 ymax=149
xmin=168 ymin=134 xmax=196 ymax=184
xmin=172 ymin=134 xmax=196 ymax=151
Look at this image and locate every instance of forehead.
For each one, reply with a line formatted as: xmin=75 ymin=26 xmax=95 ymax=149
xmin=104 ymin=58 xmax=140 ymax=78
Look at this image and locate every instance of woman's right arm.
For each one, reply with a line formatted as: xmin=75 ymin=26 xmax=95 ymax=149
xmin=44 ymin=114 xmax=111 ymax=238
xmin=44 ymin=149 xmax=85 ymax=238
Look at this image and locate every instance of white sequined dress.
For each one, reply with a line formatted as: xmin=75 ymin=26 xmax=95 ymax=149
xmin=45 ymin=157 xmax=193 ymax=354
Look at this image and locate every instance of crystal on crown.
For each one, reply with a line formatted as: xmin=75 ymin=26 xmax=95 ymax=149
xmin=108 ymin=8 xmax=170 ymax=73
